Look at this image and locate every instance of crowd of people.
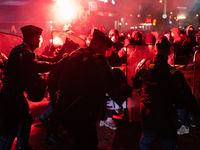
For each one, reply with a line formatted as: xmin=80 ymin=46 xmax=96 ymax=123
xmin=0 ymin=24 xmax=200 ymax=150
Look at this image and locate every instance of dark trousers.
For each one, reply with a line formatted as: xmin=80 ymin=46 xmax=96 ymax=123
xmin=48 ymin=91 xmax=100 ymax=150
xmin=62 ymin=116 xmax=99 ymax=150
xmin=0 ymin=115 xmax=32 ymax=150
xmin=0 ymin=85 xmax=33 ymax=150
xmin=178 ymin=108 xmax=189 ymax=126
xmin=140 ymin=103 xmax=178 ymax=150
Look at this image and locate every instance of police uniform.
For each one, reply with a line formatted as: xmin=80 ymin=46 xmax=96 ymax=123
xmin=47 ymin=29 xmax=132 ymax=149
xmin=132 ymin=37 xmax=199 ymax=150
xmin=0 ymin=25 xmax=55 ymax=150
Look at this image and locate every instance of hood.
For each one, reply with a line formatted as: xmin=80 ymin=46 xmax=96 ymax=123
xmin=186 ymin=25 xmax=195 ymax=37
xmin=170 ymin=28 xmax=180 ymax=38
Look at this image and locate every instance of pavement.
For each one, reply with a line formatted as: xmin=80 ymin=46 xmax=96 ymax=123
xmin=10 ymin=97 xmax=200 ymax=150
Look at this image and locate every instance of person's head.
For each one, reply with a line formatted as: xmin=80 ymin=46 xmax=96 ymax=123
xmin=154 ymin=35 xmax=171 ymax=56
xmin=108 ymin=29 xmax=119 ymax=43
xmin=186 ymin=25 xmax=195 ymax=37
xmin=132 ymin=31 xmax=142 ymax=42
xmin=86 ymin=27 xmax=106 ymax=46
xmin=170 ymin=27 xmax=180 ymax=38
xmin=146 ymin=33 xmax=156 ymax=45
xmin=89 ymin=29 xmax=114 ymax=55
xmin=21 ymin=25 xmax=43 ymax=49
xmin=146 ymin=33 xmax=156 ymax=52
xmin=119 ymin=31 xmax=125 ymax=43
xmin=197 ymin=30 xmax=200 ymax=35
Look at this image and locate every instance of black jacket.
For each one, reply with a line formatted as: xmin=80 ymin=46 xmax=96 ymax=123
xmin=3 ymin=42 xmax=55 ymax=89
xmin=132 ymin=55 xmax=199 ymax=115
xmin=56 ymin=47 xmax=132 ymax=119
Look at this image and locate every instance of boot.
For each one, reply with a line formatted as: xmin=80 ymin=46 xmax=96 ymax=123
xmin=45 ymin=132 xmax=62 ymax=146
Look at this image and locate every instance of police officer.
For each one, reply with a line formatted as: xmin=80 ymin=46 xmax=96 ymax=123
xmin=0 ymin=25 xmax=56 ymax=150
xmin=132 ymin=36 xmax=199 ymax=150
xmin=46 ymin=29 xmax=133 ymax=149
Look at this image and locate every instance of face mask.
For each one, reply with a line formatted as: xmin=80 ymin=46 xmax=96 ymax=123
xmin=188 ymin=30 xmax=194 ymax=36
xmin=111 ymin=36 xmax=118 ymax=43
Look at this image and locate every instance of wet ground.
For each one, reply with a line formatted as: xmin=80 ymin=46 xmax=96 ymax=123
xmin=10 ymin=98 xmax=200 ymax=150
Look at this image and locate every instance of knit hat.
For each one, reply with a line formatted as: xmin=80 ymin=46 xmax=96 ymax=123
xmin=156 ymin=35 xmax=171 ymax=49
xmin=21 ymin=25 xmax=43 ymax=38
xmin=145 ymin=33 xmax=156 ymax=45
xmin=134 ymin=32 xmax=142 ymax=39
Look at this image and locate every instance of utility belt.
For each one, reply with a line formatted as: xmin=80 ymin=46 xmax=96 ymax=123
xmin=141 ymin=100 xmax=175 ymax=113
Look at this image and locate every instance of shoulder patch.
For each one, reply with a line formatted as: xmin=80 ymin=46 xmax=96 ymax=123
xmin=149 ymin=64 xmax=155 ymax=69
xmin=170 ymin=67 xmax=179 ymax=75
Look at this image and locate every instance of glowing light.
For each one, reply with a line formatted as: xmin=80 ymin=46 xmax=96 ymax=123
xmin=177 ymin=7 xmax=187 ymax=9
xmin=50 ymin=25 xmax=53 ymax=31
xmin=169 ymin=21 xmax=172 ymax=24
xmin=159 ymin=0 xmax=162 ymax=3
xmin=111 ymin=0 xmax=115 ymax=5
xmin=130 ymin=14 xmax=132 ymax=17
xmin=39 ymin=36 xmax=43 ymax=48
xmin=135 ymin=26 xmax=138 ymax=29
xmin=170 ymin=12 xmax=173 ymax=15
xmin=50 ymin=21 xmax=53 ymax=24
xmin=53 ymin=36 xmax=63 ymax=46
xmin=153 ymin=19 xmax=156 ymax=26
xmin=56 ymin=0 xmax=76 ymax=21
xmin=196 ymin=14 xmax=199 ymax=17
xmin=177 ymin=15 xmax=186 ymax=20
xmin=137 ymin=14 xmax=141 ymax=17
xmin=119 ymin=23 xmax=122 ymax=25
xmin=98 ymin=0 xmax=108 ymax=3
xmin=162 ymin=14 xmax=167 ymax=19
xmin=125 ymin=23 xmax=128 ymax=25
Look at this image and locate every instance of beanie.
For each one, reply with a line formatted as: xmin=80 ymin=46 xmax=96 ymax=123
xmin=156 ymin=35 xmax=171 ymax=49
xmin=146 ymin=33 xmax=156 ymax=45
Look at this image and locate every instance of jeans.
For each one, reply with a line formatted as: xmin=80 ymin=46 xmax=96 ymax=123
xmin=140 ymin=103 xmax=178 ymax=150
xmin=178 ymin=109 xmax=188 ymax=126
xmin=0 ymin=114 xmax=32 ymax=150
